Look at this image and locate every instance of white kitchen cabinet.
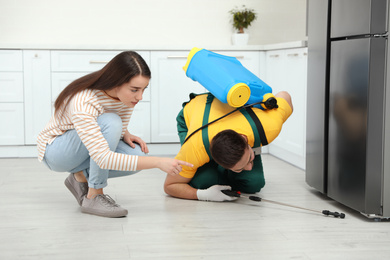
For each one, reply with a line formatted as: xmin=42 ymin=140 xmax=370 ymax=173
xmin=51 ymin=72 xmax=89 ymax=111
xmin=0 ymin=72 xmax=24 ymax=102
xmin=128 ymin=102 xmax=151 ymax=143
xmin=0 ymin=50 xmax=24 ymax=145
xmin=0 ymin=46 xmax=306 ymax=158
xmin=265 ymin=48 xmax=308 ymax=169
xmin=51 ymin=51 xmax=122 ymax=72
xmin=150 ymin=50 xmax=261 ymax=143
xmin=0 ymin=103 xmax=24 ymax=145
xmin=23 ymin=50 xmax=52 ymax=145
xmin=0 ymin=50 xmax=23 ymax=71
xmin=150 ymin=51 xmax=206 ymax=143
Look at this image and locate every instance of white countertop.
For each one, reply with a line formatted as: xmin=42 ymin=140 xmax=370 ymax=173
xmin=0 ymin=40 xmax=307 ymax=51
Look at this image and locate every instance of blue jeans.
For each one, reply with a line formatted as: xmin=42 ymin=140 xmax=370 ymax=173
xmin=42 ymin=113 xmax=146 ymax=189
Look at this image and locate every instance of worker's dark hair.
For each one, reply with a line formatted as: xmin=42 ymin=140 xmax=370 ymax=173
xmin=54 ymin=51 xmax=151 ymax=118
xmin=210 ymin=129 xmax=247 ymax=169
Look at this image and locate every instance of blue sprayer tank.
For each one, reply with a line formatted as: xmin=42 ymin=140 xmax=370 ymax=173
xmin=183 ymin=47 xmax=277 ymax=109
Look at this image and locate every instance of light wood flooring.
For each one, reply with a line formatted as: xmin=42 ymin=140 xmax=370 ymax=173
xmin=1 ymin=154 xmax=389 ymax=260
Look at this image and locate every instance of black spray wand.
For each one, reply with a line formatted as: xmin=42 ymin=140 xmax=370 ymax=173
xmin=222 ymin=190 xmax=345 ymax=219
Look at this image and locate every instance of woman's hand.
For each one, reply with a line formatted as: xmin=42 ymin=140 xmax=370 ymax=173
xmin=123 ymin=130 xmax=149 ymax=153
xmin=157 ymin=158 xmax=194 ymax=176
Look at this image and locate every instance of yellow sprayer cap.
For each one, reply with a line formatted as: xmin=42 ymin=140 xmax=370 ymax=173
xmin=260 ymin=93 xmax=276 ymax=109
xmin=183 ymin=47 xmax=203 ymax=73
xmin=227 ymin=83 xmax=251 ymax=107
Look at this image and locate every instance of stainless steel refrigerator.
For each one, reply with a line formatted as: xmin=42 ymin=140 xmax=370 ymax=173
xmin=306 ymin=0 xmax=390 ymax=219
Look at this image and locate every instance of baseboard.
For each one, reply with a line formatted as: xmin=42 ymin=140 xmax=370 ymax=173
xmin=268 ymin=144 xmax=305 ymax=170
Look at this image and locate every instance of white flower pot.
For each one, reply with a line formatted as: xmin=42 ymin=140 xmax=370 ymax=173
xmin=232 ymin=33 xmax=249 ymax=45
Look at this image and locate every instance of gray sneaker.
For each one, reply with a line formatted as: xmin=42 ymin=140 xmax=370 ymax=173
xmin=81 ymin=194 xmax=128 ymax=218
xmin=64 ymin=173 xmax=88 ymax=206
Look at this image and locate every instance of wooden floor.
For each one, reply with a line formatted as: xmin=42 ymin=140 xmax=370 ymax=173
xmin=1 ymin=154 xmax=389 ymax=260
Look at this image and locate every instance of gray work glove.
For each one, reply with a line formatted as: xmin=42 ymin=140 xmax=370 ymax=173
xmin=196 ymin=185 xmax=238 ymax=202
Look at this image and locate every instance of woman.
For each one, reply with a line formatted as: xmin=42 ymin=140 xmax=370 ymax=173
xmin=37 ymin=51 xmax=192 ymax=218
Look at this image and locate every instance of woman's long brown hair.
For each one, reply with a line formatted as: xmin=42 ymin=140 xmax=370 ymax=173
xmin=54 ymin=51 xmax=151 ymax=117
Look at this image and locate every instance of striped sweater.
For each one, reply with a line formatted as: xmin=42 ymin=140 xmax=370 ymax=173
xmin=37 ymin=89 xmax=138 ymax=171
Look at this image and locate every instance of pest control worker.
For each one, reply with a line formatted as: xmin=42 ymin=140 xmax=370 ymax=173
xmin=164 ymin=90 xmax=293 ymax=202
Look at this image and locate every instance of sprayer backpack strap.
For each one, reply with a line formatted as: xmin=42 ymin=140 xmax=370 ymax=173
xmin=239 ymin=107 xmax=268 ymax=147
xmin=201 ymin=93 xmax=215 ymax=158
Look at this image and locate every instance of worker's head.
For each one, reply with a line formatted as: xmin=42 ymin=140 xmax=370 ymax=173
xmin=210 ymin=129 xmax=255 ymax=172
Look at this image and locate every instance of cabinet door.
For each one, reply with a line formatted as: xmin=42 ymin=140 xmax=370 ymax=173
xmin=0 ymin=50 xmax=23 ymax=71
xmin=265 ymin=50 xmax=286 ymax=93
xmin=51 ymin=72 xmax=88 ymax=102
xmin=23 ymin=51 xmax=52 ymax=145
xmin=128 ymin=102 xmax=151 ymax=143
xmin=51 ymin=51 xmax=122 ymax=72
xmin=266 ymin=48 xmax=308 ymax=169
xmin=51 ymin=72 xmax=88 ymax=115
xmin=218 ymin=51 xmax=261 ymax=78
xmin=150 ymin=51 xmax=205 ymax=143
xmin=0 ymin=72 xmax=24 ymax=102
xmin=0 ymin=103 xmax=24 ymax=145
xmin=282 ymin=48 xmax=307 ymax=164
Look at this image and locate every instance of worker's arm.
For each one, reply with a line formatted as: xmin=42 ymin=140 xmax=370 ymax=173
xmin=164 ymin=173 xmax=198 ymax=200
xmin=164 ymin=173 xmax=237 ymax=201
xmin=275 ymin=91 xmax=293 ymax=111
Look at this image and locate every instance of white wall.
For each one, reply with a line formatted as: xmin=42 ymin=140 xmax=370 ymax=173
xmin=0 ymin=0 xmax=306 ymax=47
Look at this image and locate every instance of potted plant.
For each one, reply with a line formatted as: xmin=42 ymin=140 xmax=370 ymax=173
xmin=229 ymin=5 xmax=257 ymax=45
